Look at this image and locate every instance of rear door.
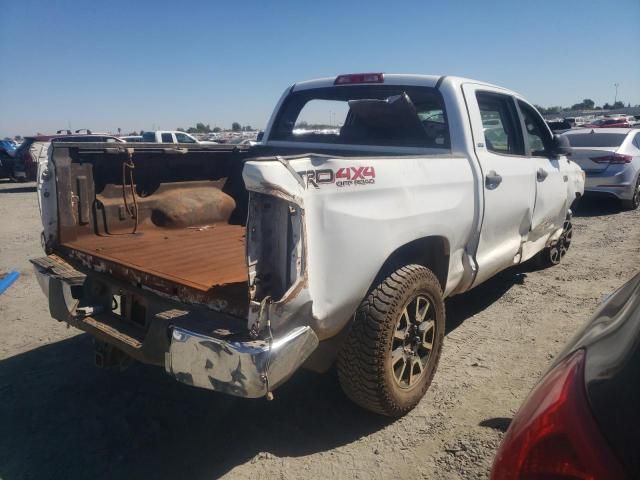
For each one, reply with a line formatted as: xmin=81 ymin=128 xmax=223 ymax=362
xmin=462 ymin=84 xmax=536 ymax=286
xmin=515 ymin=100 xmax=568 ymax=238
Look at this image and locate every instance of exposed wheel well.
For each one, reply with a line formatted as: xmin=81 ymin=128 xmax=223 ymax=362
xmin=303 ymin=236 xmax=450 ymax=374
xmin=373 ymin=236 xmax=450 ymax=292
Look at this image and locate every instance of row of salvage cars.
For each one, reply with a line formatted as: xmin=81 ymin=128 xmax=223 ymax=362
xmin=6 ymin=128 xmax=640 ymax=211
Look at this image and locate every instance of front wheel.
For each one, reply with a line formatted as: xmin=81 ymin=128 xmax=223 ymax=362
xmin=337 ymin=264 xmax=445 ymax=417
xmin=536 ymin=217 xmax=573 ymax=268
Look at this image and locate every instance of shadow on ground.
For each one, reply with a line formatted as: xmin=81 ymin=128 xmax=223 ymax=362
xmin=445 ymin=269 xmax=526 ymax=334
xmin=0 ymin=269 xmax=529 ymax=479
xmin=0 ymin=185 xmax=37 ymax=194
xmin=573 ymin=195 xmax=624 ymax=218
xmin=479 ymin=417 xmax=512 ymax=433
xmin=0 ymin=335 xmax=391 ymax=480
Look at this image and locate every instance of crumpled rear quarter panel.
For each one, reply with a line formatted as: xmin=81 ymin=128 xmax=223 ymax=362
xmin=244 ymin=154 xmax=474 ymax=339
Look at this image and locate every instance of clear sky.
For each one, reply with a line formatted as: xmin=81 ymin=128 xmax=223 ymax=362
xmin=1 ymin=0 xmax=639 ymax=137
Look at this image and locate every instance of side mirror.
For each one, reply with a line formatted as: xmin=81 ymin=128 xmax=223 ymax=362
xmin=551 ymin=134 xmax=571 ymax=158
xmin=256 ymin=131 xmax=264 ymax=142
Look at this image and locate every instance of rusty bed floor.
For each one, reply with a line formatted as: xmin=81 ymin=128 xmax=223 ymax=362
xmin=62 ymin=224 xmax=247 ymax=291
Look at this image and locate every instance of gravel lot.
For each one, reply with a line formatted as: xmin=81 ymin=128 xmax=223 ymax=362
xmin=1 ymin=179 xmax=639 ymax=480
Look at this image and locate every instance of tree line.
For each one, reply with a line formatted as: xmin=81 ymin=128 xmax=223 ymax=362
xmin=176 ymin=122 xmax=255 ymax=134
xmin=534 ymin=99 xmax=635 ymax=115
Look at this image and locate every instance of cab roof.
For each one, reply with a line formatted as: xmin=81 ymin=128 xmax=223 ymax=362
xmin=291 ymin=73 xmax=509 ymax=94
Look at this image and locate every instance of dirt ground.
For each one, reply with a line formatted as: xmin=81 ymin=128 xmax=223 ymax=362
xmin=1 ymin=179 xmax=639 ymax=480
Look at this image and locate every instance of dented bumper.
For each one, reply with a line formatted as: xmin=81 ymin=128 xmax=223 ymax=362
xmin=31 ymin=254 xmax=319 ymax=398
xmin=165 ymin=325 xmax=318 ymax=398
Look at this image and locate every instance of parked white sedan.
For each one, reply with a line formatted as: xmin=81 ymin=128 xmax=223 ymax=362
xmin=563 ymin=128 xmax=640 ymax=209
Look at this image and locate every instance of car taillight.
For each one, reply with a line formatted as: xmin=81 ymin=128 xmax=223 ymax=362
xmin=334 ymin=73 xmax=384 ymax=85
xmin=491 ymin=350 xmax=626 ymax=480
xmin=590 ymin=154 xmax=632 ymax=164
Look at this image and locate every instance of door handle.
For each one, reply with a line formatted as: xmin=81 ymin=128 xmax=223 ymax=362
xmin=537 ymin=168 xmax=548 ymax=182
xmin=485 ymin=170 xmax=502 ymax=189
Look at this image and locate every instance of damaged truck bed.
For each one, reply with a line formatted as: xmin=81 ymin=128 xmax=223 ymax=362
xmin=52 ymin=146 xmax=252 ymax=313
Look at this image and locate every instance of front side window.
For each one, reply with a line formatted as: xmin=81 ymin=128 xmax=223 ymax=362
xmin=517 ymin=101 xmax=552 ymax=156
xmin=476 ymin=92 xmax=523 ymax=155
xmin=175 ymin=133 xmax=197 ymax=144
xmin=160 ymin=133 xmax=173 ymax=143
xmin=271 ymin=85 xmax=450 ymax=148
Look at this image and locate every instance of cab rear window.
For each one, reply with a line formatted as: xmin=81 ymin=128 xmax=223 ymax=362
xmin=270 ymin=86 xmax=450 ymax=148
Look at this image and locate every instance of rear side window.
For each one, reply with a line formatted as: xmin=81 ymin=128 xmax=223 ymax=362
xmin=476 ymin=92 xmax=524 ymax=155
xmin=565 ymin=133 xmax=627 ymax=148
xmin=271 ymin=85 xmax=450 ymax=148
xmin=160 ymin=133 xmax=173 ymax=143
xmin=142 ymin=132 xmax=156 ymax=142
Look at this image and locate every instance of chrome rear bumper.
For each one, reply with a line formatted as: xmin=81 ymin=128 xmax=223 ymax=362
xmin=165 ymin=325 xmax=318 ymax=398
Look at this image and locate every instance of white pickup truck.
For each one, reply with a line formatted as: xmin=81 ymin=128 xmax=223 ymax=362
xmin=141 ymin=130 xmax=216 ymax=144
xmin=32 ymin=73 xmax=584 ymax=416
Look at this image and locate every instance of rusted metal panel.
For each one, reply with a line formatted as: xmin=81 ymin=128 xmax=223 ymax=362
xmin=62 ymin=224 xmax=247 ymax=290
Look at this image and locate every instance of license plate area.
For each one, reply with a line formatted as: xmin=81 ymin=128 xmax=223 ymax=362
xmin=112 ymin=292 xmax=148 ymax=329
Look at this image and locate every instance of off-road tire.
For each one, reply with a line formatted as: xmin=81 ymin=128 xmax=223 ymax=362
xmin=337 ymin=264 xmax=445 ymax=417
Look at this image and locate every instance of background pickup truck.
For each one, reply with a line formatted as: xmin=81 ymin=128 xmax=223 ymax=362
xmin=32 ymin=73 xmax=584 ymax=416
xmin=140 ymin=130 xmax=216 ymax=144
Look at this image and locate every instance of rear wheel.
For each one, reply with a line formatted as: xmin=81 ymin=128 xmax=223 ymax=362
xmin=537 ymin=217 xmax=573 ymax=268
xmin=621 ymin=175 xmax=640 ymax=210
xmin=337 ymin=264 xmax=445 ymax=417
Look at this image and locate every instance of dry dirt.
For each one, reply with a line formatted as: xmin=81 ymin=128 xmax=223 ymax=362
xmin=1 ymin=179 xmax=639 ymax=480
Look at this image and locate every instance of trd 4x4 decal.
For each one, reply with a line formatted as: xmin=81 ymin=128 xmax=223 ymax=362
xmin=297 ymin=166 xmax=376 ymax=189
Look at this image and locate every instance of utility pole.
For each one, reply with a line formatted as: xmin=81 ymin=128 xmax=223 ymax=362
xmin=614 ymin=83 xmax=619 ymax=105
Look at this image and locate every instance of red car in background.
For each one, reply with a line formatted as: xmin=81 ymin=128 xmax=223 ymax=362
xmin=582 ymin=117 xmax=632 ymax=128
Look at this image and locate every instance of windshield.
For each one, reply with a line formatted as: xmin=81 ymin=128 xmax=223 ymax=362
xmin=565 ymin=132 xmax=627 ymax=148
xmin=270 ymin=85 xmax=450 ymax=148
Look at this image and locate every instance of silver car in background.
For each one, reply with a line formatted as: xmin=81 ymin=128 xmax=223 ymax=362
xmin=563 ymin=128 xmax=640 ymax=209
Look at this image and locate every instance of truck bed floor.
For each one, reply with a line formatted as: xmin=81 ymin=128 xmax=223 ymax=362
xmin=62 ymin=224 xmax=247 ymax=291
